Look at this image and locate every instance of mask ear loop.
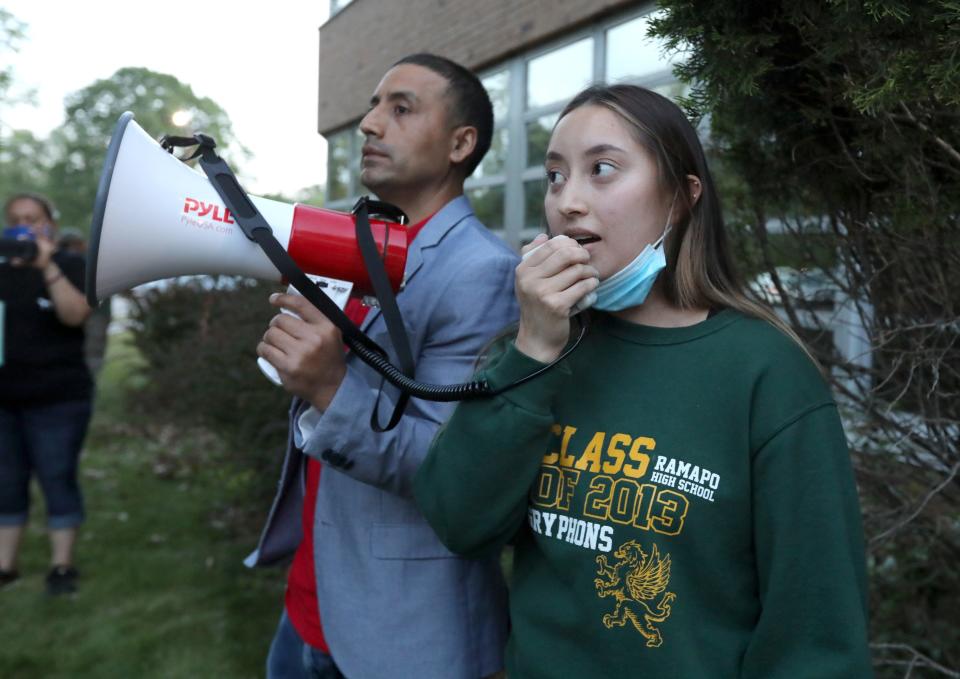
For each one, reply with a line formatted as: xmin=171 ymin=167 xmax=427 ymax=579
xmin=653 ymin=188 xmax=680 ymax=249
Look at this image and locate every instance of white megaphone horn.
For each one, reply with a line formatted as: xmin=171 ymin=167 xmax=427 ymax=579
xmin=86 ymin=112 xmax=408 ymax=307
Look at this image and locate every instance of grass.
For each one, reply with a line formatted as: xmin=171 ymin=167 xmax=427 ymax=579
xmin=0 ymin=332 xmax=285 ymax=678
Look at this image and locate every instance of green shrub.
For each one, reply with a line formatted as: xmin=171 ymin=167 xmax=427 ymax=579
xmin=125 ymin=277 xmax=291 ymax=512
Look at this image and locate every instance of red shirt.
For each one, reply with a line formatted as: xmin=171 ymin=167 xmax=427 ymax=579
xmin=284 ymin=214 xmax=432 ymax=649
xmin=284 ymin=455 xmax=331 ymax=650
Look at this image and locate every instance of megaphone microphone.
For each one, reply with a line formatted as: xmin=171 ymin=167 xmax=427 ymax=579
xmin=86 ymin=112 xmax=407 ymax=307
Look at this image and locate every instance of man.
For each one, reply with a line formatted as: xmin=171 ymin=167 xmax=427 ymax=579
xmin=249 ymin=54 xmax=518 ymax=678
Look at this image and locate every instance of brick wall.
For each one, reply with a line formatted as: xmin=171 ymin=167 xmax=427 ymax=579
xmin=317 ymin=0 xmax=642 ymax=133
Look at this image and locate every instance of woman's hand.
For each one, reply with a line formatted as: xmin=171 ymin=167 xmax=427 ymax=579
xmin=514 ymin=234 xmax=598 ymax=363
xmin=30 ymin=234 xmax=55 ymax=271
xmin=8 ymin=233 xmax=53 ymax=270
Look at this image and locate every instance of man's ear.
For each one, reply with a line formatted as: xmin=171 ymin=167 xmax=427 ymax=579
xmin=450 ymin=126 xmax=478 ymax=166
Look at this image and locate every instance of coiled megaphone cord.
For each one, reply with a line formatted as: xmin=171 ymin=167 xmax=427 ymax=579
xmin=343 ymin=314 xmax=589 ymax=402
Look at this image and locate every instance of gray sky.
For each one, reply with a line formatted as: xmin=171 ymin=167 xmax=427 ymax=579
xmin=3 ymin=1 xmax=331 ymax=196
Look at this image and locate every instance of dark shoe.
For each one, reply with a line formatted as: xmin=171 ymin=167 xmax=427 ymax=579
xmin=0 ymin=568 xmax=19 ymax=589
xmin=45 ymin=565 xmax=78 ymax=595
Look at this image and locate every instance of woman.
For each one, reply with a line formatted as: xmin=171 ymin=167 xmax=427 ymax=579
xmin=0 ymin=192 xmax=93 ymax=595
xmin=414 ymin=86 xmax=872 ymax=677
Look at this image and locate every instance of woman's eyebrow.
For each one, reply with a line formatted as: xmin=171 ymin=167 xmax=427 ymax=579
xmin=545 ymin=150 xmax=565 ymax=163
xmin=584 ymin=143 xmax=626 ymax=156
xmin=545 ymin=143 xmax=628 ymax=164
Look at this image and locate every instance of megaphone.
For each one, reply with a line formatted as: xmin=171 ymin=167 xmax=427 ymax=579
xmin=86 ymin=112 xmax=407 ymax=306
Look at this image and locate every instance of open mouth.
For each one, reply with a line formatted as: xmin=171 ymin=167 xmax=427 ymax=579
xmin=574 ymin=235 xmax=600 ymax=246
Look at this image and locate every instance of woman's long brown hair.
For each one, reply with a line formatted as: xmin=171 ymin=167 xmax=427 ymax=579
xmin=559 ymin=85 xmax=816 ymax=364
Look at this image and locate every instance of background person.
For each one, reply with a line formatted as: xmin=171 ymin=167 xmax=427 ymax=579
xmin=415 ymin=85 xmax=872 ymax=677
xmin=0 ymin=192 xmax=93 ymax=595
xmin=248 ymin=54 xmax=518 ymax=678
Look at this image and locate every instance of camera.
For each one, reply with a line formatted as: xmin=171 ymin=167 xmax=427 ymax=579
xmin=0 ymin=226 xmax=39 ymax=263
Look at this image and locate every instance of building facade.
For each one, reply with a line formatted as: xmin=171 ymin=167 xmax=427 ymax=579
xmin=318 ymin=0 xmax=685 ymax=249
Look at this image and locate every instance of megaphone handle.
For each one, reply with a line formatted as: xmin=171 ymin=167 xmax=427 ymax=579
xmin=251 ymin=229 xmax=384 ymax=353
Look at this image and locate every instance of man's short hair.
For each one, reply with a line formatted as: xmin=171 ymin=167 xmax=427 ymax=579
xmin=392 ymin=53 xmax=493 ymax=178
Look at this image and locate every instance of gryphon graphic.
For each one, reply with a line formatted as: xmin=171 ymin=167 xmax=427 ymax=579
xmin=594 ymin=540 xmax=676 ymax=647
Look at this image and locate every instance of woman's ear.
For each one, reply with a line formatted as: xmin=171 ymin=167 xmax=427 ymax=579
xmin=450 ymin=126 xmax=478 ymax=166
xmin=687 ymin=174 xmax=703 ymax=206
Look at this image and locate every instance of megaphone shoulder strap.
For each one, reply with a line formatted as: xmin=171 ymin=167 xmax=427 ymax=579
xmin=169 ymin=132 xmax=419 ymax=429
xmin=181 ymin=136 xmax=413 ymax=429
xmin=183 ymin=139 xmax=383 ymax=349
xmin=157 ymin=131 xmax=587 ymax=431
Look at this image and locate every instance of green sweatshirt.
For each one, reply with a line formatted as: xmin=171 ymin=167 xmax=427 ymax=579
xmin=415 ymin=310 xmax=872 ymax=678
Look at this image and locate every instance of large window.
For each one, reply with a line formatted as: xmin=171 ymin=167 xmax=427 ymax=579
xmin=325 ymin=6 xmax=686 ymax=248
xmin=464 ymin=68 xmax=511 ymax=233
xmin=526 ymin=38 xmax=594 ymax=110
xmin=324 ymin=125 xmax=363 ymax=206
xmin=326 ymin=130 xmax=353 ymax=202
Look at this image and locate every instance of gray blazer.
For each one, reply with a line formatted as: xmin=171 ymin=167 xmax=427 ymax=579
xmin=247 ymin=196 xmax=519 ymax=679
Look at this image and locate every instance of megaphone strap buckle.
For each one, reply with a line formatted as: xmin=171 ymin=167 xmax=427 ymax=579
xmin=159 ymin=132 xmax=214 ymax=161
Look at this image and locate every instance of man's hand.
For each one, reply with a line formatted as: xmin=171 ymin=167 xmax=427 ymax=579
xmin=257 ymin=292 xmax=347 ymax=410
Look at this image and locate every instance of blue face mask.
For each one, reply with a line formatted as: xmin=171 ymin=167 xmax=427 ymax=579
xmin=591 ymin=200 xmax=676 ymax=312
